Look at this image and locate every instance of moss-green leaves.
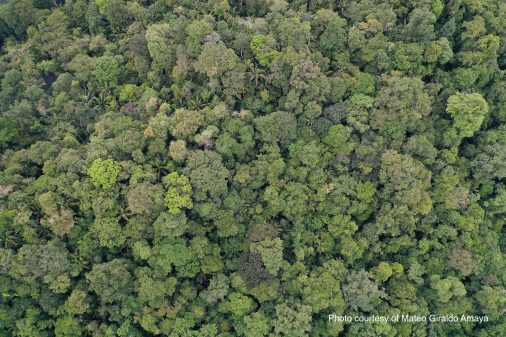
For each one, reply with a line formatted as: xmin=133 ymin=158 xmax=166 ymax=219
xmin=87 ymin=158 xmax=121 ymax=190
xmin=163 ymin=172 xmax=193 ymax=214
xmin=446 ymin=92 xmax=489 ymax=138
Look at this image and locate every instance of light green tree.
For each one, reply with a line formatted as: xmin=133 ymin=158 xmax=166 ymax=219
xmin=163 ymin=172 xmax=193 ymax=214
xmin=446 ymin=92 xmax=488 ymax=138
xmin=87 ymin=158 xmax=121 ymax=190
xmin=430 ymin=275 xmax=467 ymax=303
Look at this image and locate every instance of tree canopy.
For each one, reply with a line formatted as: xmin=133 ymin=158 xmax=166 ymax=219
xmin=0 ymin=1 xmax=504 ymax=336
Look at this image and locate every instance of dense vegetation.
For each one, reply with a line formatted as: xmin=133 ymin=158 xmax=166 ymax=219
xmin=0 ymin=0 xmax=505 ymax=336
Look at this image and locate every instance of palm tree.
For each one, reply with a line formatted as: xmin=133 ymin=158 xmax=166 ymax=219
xmin=245 ymin=60 xmax=266 ymax=88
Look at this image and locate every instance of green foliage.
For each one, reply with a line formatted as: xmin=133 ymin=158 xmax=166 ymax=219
xmin=370 ymin=75 xmax=432 ymax=140
xmin=446 ymin=92 xmax=489 ymax=138
xmin=153 ymin=212 xmax=188 ymax=240
xmin=87 ymin=158 xmax=121 ymax=190
xmin=148 ymin=239 xmax=191 ymax=275
xmin=163 ymin=172 xmax=193 ymax=214
xmin=239 ymin=311 xmax=270 ymax=337
xmin=371 ymin=262 xmax=393 ymax=282
xmin=168 ymin=108 xmax=205 ymax=140
xmin=93 ymin=55 xmax=120 ymax=91
xmin=201 ymin=273 xmax=229 ymax=305
xmin=183 ymin=150 xmax=229 ymax=203
xmin=295 ymin=262 xmax=346 ymax=314
xmin=343 ymin=270 xmax=387 ymax=312
xmin=54 ymin=315 xmax=82 ymax=337
xmin=250 ymin=238 xmax=283 ymax=275
xmin=250 ymin=34 xmax=281 ymax=66
xmin=254 ymin=111 xmax=297 ymax=147
xmin=194 ymin=42 xmax=239 ymax=78
xmin=273 ymin=303 xmax=312 ymax=337
xmin=64 ymin=289 xmax=90 ymax=315
xmin=0 ymin=1 xmax=504 ymax=336
xmin=91 ymin=216 xmax=125 ymax=249
xmin=86 ymin=259 xmax=132 ymax=304
xmin=94 ymin=0 xmax=106 ymax=14
xmin=126 ymin=182 xmax=164 ymax=215
xmin=219 ymin=292 xmax=255 ymax=319
xmin=476 ymin=286 xmax=506 ymax=320
xmin=146 ymin=23 xmax=175 ymax=72
xmin=430 ymin=275 xmax=467 ymax=303
xmin=214 ymin=209 xmax=238 ymax=237
xmin=323 ymin=124 xmax=355 ymax=153
xmin=119 ymin=84 xmax=141 ymax=103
